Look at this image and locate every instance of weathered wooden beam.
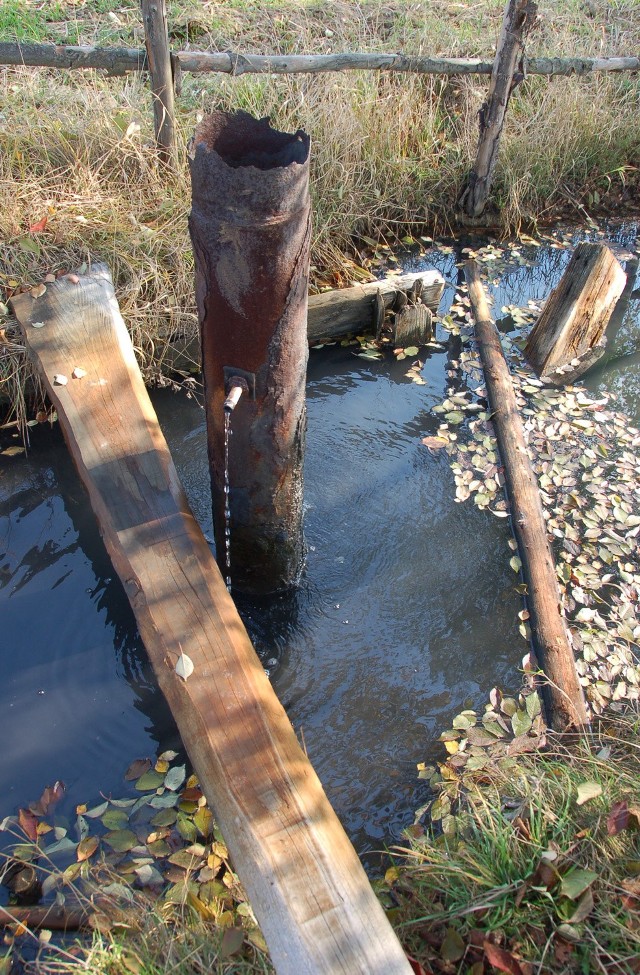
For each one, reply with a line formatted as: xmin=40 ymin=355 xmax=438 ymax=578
xmin=465 ymin=261 xmax=589 ymax=732
xmin=11 ymin=265 xmax=413 ymax=975
xmin=308 ymin=270 xmax=444 ymax=342
xmin=525 ymin=243 xmax=626 ymax=384
xmin=140 ymin=0 xmax=176 ymax=165
xmin=1 ymin=43 xmax=637 ymax=77
xmin=462 ymin=0 xmax=538 ymax=218
xmin=0 ymin=905 xmax=88 ymax=931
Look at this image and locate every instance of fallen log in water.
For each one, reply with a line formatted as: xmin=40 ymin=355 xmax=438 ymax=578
xmin=0 ymin=905 xmax=88 ymax=931
xmin=525 ymin=242 xmax=626 ymax=384
xmin=11 ymin=265 xmax=413 ymax=975
xmin=465 ymin=261 xmax=588 ymax=732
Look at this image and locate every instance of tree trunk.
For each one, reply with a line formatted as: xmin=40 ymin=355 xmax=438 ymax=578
xmin=465 ymin=261 xmax=588 ymax=732
xmin=462 ymin=0 xmax=538 ymax=218
xmin=188 ymin=111 xmax=311 ymax=594
xmin=525 ymin=242 xmax=626 ymax=384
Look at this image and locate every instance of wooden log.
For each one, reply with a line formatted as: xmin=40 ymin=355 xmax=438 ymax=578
xmin=464 ymin=261 xmax=588 ymax=732
xmin=0 ymin=905 xmax=88 ymax=931
xmin=140 ymin=0 xmax=176 ymax=166
xmin=11 ymin=265 xmax=412 ymax=975
xmin=525 ymin=243 xmax=626 ymax=384
xmin=308 ymin=270 xmax=444 ymax=342
xmin=188 ymin=111 xmax=311 ymax=594
xmin=462 ymin=0 xmax=538 ymax=218
xmin=1 ymin=43 xmax=637 ymax=77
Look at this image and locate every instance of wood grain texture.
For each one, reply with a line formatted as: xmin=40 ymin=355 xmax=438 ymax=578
xmin=308 ymin=270 xmax=443 ymax=341
xmin=462 ymin=0 xmax=538 ymax=217
xmin=465 ymin=261 xmax=588 ymax=732
xmin=141 ymin=0 xmax=175 ymax=165
xmin=1 ymin=44 xmax=638 ymax=76
xmin=11 ymin=266 xmax=412 ymax=975
xmin=525 ymin=243 xmax=626 ymax=383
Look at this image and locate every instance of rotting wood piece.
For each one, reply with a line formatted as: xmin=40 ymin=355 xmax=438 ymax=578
xmin=0 ymin=905 xmax=88 ymax=931
xmin=308 ymin=270 xmax=444 ymax=342
xmin=1 ymin=43 xmax=638 ymax=76
xmin=461 ymin=0 xmax=538 ymax=218
xmin=465 ymin=261 xmax=589 ymax=732
xmin=141 ymin=0 xmax=176 ymax=166
xmin=392 ymin=304 xmax=433 ymax=347
xmin=525 ymin=242 xmax=626 ymax=384
xmin=11 ymin=265 xmax=412 ymax=975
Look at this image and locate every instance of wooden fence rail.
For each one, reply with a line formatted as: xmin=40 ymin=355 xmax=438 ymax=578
xmin=1 ymin=42 xmax=638 ymax=78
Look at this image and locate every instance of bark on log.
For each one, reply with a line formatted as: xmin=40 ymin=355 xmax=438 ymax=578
xmin=0 ymin=905 xmax=88 ymax=930
xmin=11 ymin=265 xmax=413 ymax=975
xmin=462 ymin=0 xmax=538 ymax=218
xmin=1 ymin=43 xmax=637 ymax=77
xmin=140 ymin=0 xmax=176 ymax=165
xmin=307 ymin=271 xmax=443 ymax=342
xmin=188 ymin=111 xmax=310 ymax=594
xmin=465 ymin=261 xmax=588 ymax=732
xmin=525 ymin=243 xmax=626 ymax=384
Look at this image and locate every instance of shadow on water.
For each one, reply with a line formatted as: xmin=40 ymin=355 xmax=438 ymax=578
xmin=1 ymin=219 xmax=638 ymax=858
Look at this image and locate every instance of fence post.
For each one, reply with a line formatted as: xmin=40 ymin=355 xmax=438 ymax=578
xmin=140 ymin=0 xmax=176 ymax=166
xmin=462 ymin=0 xmax=537 ymax=218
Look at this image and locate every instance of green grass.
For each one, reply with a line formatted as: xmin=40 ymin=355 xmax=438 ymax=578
xmin=384 ymin=712 xmax=640 ymax=974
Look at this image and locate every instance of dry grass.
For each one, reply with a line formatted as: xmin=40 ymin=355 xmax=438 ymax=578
xmin=1 ymin=0 xmax=639 ymax=423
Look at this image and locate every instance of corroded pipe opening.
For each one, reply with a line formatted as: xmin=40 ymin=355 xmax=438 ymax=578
xmin=192 ymin=110 xmax=309 ymax=170
xmin=223 ymin=377 xmax=248 ymax=413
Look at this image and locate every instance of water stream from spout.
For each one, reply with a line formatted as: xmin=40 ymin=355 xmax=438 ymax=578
xmin=223 ymin=411 xmax=232 ymax=591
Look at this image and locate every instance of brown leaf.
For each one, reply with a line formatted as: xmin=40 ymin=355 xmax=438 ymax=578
xmin=484 ymin=940 xmax=524 ymax=975
xmin=219 ymin=927 xmax=244 ymax=958
xmin=30 ymin=283 xmax=47 ymax=299
xmin=421 ymin=436 xmax=448 ymax=451
xmin=124 ymin=758 xmax=151 ymax=781
xmin=407 ymin=956 xmax=434 ymax=975
xmin=18 ymin=807 xmax=39 ymax=842
xmin=29 ymin=216 xmax=48 ymax=233
xmin=608 ymin=800 xmax=629 ymax=835
xmin=32 ymin=781 xmax=65 ymax=817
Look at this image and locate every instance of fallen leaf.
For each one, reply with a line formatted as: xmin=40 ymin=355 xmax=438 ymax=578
xmin=421 ymin=436 xmax=448 ymax=451
xmin=29 ymin=216 xmax=48 ymax=233
xmin=576 ymin=781 xmax=602 ymax=806
xmin=72 ymin=367 xmax=87 ymax=379
xmin=53 ymin=374 xmax=68 ymax=386
xmin=19 ymin=807 xmax=39 ymax=842
xmin=30 ymin=283 xmax=47 ymax=298
xmin=483 ymin=940 xmax=524 ymax=975
xmin=560 ymin=868 xmax=598 ymax=901
xmin=441 ymin=927 xmax=465 ymax=962
xmin=77 ymin=836 xmax=99 ymax=861
xmin=220 ymin=927 xmax=244 ymax=959
xmin=608 ymin=800 xmax=630 ymax=835
xmin=125 ymin=758 xmax=152 ymax=781
xmin=176 ymin=652 xmax=194 ymax=681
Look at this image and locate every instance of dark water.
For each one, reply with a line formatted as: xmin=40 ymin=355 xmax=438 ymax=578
xmin=1 ymin=222 xmax=638 ymax=856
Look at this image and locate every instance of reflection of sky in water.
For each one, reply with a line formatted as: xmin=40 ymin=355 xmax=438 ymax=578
xmin=1 ymin=221 xmax=638 ymax=856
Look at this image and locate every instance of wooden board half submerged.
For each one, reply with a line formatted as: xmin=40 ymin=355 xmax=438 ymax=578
xmin=12 ymin=266 xmax=412 ymax=975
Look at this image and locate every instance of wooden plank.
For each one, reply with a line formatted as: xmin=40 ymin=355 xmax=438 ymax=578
xmin=3 ymin=44 xmax=637 ymax=77
xmin=525 ymin=242 xmax=626 ymax=383
xmin=11 ymin=266 xmax=412 ymax=975
xmin=308 ymin=270 xmax=444 ymax=341
xmin=465 ymin=261 xmax=588 ymax=732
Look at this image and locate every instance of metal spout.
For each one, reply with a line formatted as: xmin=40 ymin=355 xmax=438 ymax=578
xmin=224 ymin=376 xmax=249 ymax=413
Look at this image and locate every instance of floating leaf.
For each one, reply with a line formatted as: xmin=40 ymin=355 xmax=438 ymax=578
xmin=175 ymin=653 xmax=194 ymax=681
xmin=102 ymin=808 xmax=130 ymax=830
xmin=84 ymin=801 xmax=109 ymax=819
xmin=77 ymin=836 xmax=99 ymax=862
xmin=164 ymin=765 xmax=186 ymax=792
xmin=125 ymin=758 xmax=152 ymax=781
xmin=103 ymin=829 xmax=138 ymax=852
xmin=135 ymin=864 xmax=164 ymax=887
xmin=135 ymin=770 xmax=165 ymax=792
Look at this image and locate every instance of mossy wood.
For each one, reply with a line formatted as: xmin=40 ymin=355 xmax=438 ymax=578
xmin=462 ymin=0 xmax=538 ymax=218
xmin=11 ymin=265 xmax=413 ymax=975
xmin=525 ymin=242 xmax=626 ymax=384
xmin=465 ymin=261 xmax=588 ymax=732
xmin=307 ymin=270 xmax=443 ymax=342
xmin=1 ymin=43 xmax=638 ymax=77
